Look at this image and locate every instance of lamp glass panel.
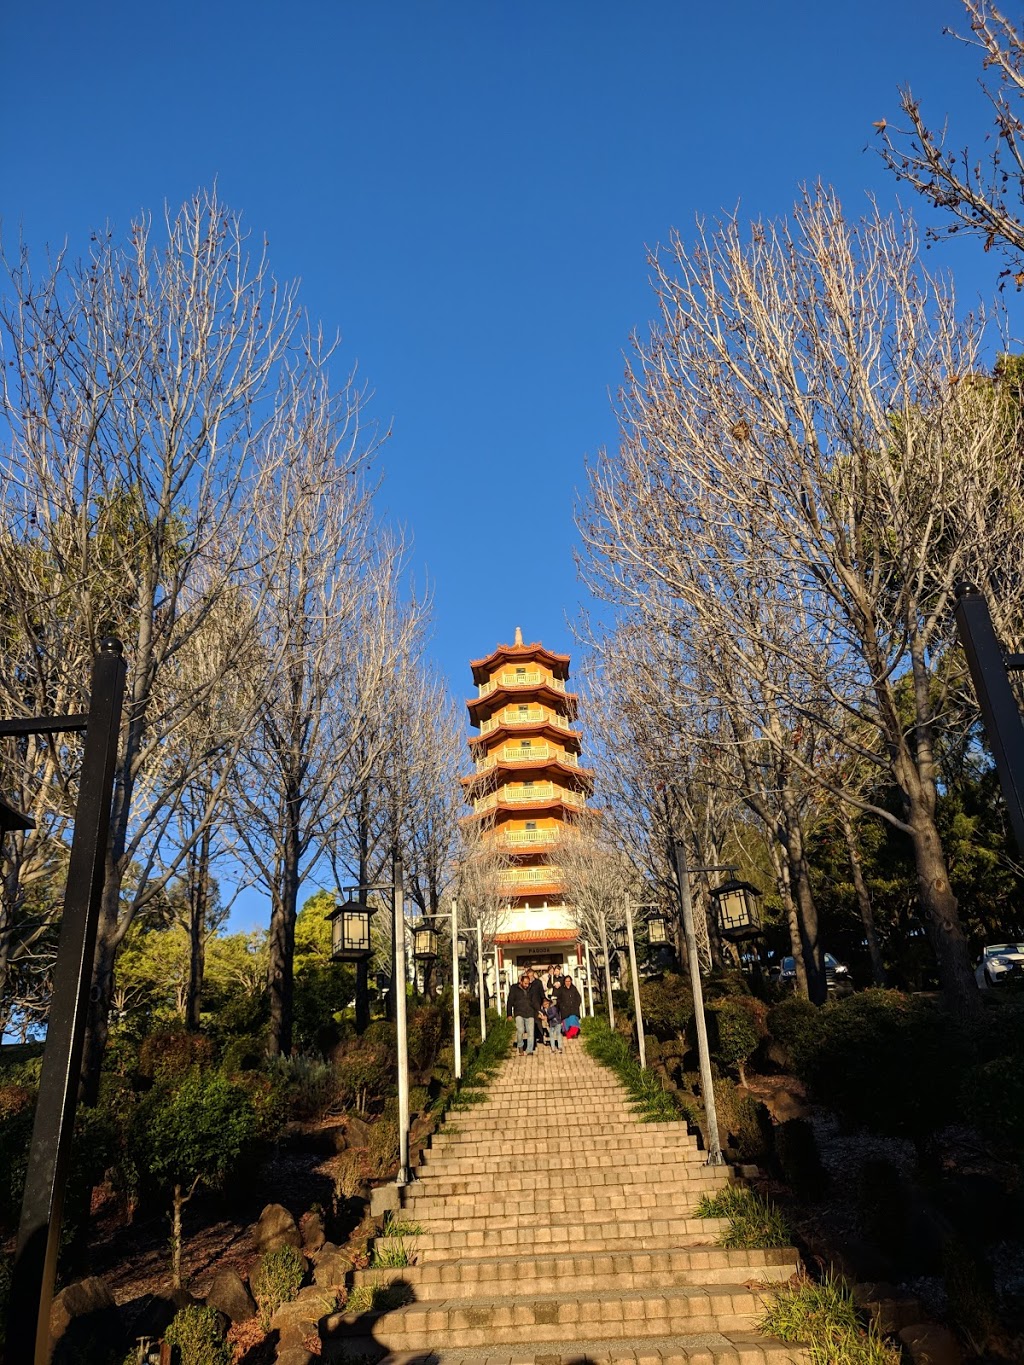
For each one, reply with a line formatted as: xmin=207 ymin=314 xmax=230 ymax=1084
xmin=647 ymin=916 xmax=668 ymax=944
xmin=717 ymin=887 xmax=753 ymax=933
xmin=342 ymin=910 xmax=370 ymax=952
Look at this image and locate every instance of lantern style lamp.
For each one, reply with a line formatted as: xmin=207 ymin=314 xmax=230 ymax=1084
xmin=595 ymin=949 xmax=606 ymax=969
xmin=457 ymin=935 xmax=468 ymax=960
xmin=412 ymin=922 xmax=438 ymax=962
xmin=612 ymin=925 xmax=629 ymax=953
xmin=710 ymin=878 xmax=763 ymax=941
xmin=645 ymin=909 xmax=669 ymax=945
xmin=327 ymin=896 xmax=375 ymax=962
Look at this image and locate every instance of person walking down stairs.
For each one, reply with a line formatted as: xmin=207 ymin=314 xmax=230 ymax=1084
xmin=506 ymin=972 xmax=536 ymax=1055
xmin=328 ymin=1041 xmax=810 ymax=1362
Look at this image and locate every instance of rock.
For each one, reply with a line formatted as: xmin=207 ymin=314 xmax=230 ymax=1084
xmin=205 ymin=1267 xmax=256 ymax=1323
xmin=345 ymin=1114 xmax=372 ymax=1146
xmin=129 ymin=1287 xmax=201 ymax=1340
xmin=50 ymin=1277 xmax=124 ymax=1363
xmin=764 ymin=1084 xmax=809 ymax=1123
xmin=898 ymin=1323 xmax=962 ymax=1365
xmin=314 ymin=1248 xmax=352 ymax=1289
xmin=271 ymin=1295 xmax=320 ymax=1353
xmin=275 ymin=1350 xmax=317 ymax=1365
xmin=301 ymin=1210 xmax=326 ymax=1254
xmin=370 ymin=1182 xmax=400 ymax=1219
xmin=256 ymin=1201 xmax=303 ymax=1253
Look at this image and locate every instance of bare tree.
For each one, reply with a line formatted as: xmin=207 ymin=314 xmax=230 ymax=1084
xmin=225 ymin=383 xmax=408 ymax=1056
xmin=878 ymin=1 xmax=1024 ymax=278
xmin=0 ymin=191 xmax=318 ymax=1091
xmin=580 ymin=188 xmax=1024 ymax=1019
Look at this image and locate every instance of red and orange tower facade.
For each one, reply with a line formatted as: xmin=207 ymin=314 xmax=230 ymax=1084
xmin=463 ymin=629 xmax=594 ymax=983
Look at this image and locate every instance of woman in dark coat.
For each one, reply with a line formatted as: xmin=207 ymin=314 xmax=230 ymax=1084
xmin=555 ymin=975 xmax=583 ymax=1035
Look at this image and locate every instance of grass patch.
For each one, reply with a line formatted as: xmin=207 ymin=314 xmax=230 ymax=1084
xmin=581 ymin=1016 xmax=689 ymax=1122
xmin=381 ymin=1213 xmax=423 ymax=1236
xmin=760 ymin=1273 xmax=902 ymax=1365
xmin=694 ymin=1183 xmax=792 ymax=1249
xmin=370 ymin=1238 xmax=410 ymax=1268
xmin=345 ymin=1280 xmax=414 ymax=1314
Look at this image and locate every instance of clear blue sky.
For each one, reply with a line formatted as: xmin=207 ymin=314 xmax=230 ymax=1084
xmin=2 ymin=1 xmax=1017 ymax=927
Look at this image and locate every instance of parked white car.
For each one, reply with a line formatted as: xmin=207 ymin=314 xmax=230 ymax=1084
xmin=975 ymin=943 xmax=1024 ymax=988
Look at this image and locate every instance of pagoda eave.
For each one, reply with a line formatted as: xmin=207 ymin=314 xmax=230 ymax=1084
xmin=469 ymin=641 xmax=571 ymax=683
xmin=468 ymin=721 xmax=581 ymax=751
xmin=467 ymin=685 xmax=579 ymax=721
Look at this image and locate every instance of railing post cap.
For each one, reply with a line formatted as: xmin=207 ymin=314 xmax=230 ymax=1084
xmin=100 ymin=637 xmax=124 ymax=655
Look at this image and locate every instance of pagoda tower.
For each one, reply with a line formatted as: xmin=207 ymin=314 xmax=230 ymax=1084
xmin=462 ymin=628 xmax=594 ymax=981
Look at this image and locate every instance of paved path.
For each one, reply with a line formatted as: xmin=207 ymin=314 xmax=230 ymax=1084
xmin=324 ymin=1041 xmax=808 ymax=1363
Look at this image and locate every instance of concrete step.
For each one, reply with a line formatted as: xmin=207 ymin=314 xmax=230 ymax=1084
xmin=417 ymin=1147 xmax=704 ymax=1175
xmin=425 ymin=1133 xmax=695 ymax=1159
xmin=323 ymin=1283 xmax=772 ymax=1350
xmin=374 ymin=1217 xmax=731 ymax=1259
xmin=354 ymin=1247 xmax=801 ymax=1300
xmin=321 ymin=1333 xmax=809 ymax=1363
xmin=402 ymin=1178 xmax=731 ymax=1222
xmin=411 ymin=1165 xmax=721 ymax=1196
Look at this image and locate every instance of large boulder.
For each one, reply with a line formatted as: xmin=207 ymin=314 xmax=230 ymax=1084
xmin=898 ymin=1323 xmax=962 ymax=1365
xmin=344 ymin=1114 xmax=372 ymax=1147
xmin=205 ymin=1267 xmax=256 ymax=1323
xmin=301 ymin=1210 xmax=326 ymax=1255
xmin=255 ymin=1202 xmax=303 ymax=1253
xmin=50 ymin=1277 xmax=124 ymax=1363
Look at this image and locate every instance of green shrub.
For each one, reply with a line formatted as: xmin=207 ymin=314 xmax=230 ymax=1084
xmin=694 ymin=1183 xmax=791 ymax=1248
xmin=766 ymin=996 xmax=818 ymax=1071
xmin=796 ymin=990 xmax=955 ymax=1138
xmin=251 ymin=1244 xmax=305 ymax=1330
xmin=0 ymin=1083 xmax=35 ymax=1230
xmin=407 ymin=1003 xmax=446 ymax=1074
xmin=163 ymin=1304 xmax=231 ymax=1365
xmin=774 ymin=1118 xmax=827 ymax=1199
xmin=760 ymin=1272 xmax=902 ymax=1364
xmin=707 ymin=997 xmax=764 ymax=1084
xmin=943 ymin=1237 xmax=1001 ymax=1348
xmin=702 ymin=968 xmax=752 ymax=1000
xmin=138 ymin=1029 xmax=214 ymax=1082
xmin=219 ymin=1034 xmax=264 ymax=1075
xmin=365 ymin=1116 xmax=400 ymax=1178
xmin=638 ymin=974 xmax=694 ymax=1038
xmin=335 ymin=1038 xmax=396 ymax=1114
xmin=716 ymin=1083 xmax=769 ymax=1163
xmin=960 ymin=1055 xmax=1024 ymax=1148
xmin=265 ymin=1054 xmax=337 ymax=1120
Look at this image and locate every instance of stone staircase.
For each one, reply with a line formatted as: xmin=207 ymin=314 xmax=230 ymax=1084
xmin=322 ymin=1042 xmax=808 ymax=1363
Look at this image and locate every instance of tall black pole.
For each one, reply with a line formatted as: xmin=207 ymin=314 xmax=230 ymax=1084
xmin=954 ymin=583 xmax=1024 ymax=857
xmin=7 ymin=639 xmax=126 ymax=1363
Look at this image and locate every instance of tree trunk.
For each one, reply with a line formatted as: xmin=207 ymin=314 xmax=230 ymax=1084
xmin=171 ymin=1183 xmax=183 ymax=1289
xmin=777 ymin=860 xmax=810 ymax=1000
xmin=780 ymin=796 xmax=827 ymax=1005
xmin=908 ymin=809 xmax=980 ymax=1020
xmin=186 ymin=823 xmax=211 ymax=1032
xmin=80 ymin=849 xmax=123 ymax=1104
xmin=267 ymin=800 xmax=302 ymax=1057
xmin=839 ymin=809 xmax=886 ymax=987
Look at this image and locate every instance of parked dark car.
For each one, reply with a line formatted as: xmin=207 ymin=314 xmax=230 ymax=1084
xmin=770 ymin=953 xmax=851 ymax=992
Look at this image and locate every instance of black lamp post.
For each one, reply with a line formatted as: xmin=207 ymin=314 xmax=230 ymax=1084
xmin=327 ymin=895 xmax=377 ymax=1032
xmin=709 ymin=878 xmax=763 ymax=943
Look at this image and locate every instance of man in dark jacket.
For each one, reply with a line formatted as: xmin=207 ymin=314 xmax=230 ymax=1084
xmin=506 ymin=973 xmax=536 ymax=1055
